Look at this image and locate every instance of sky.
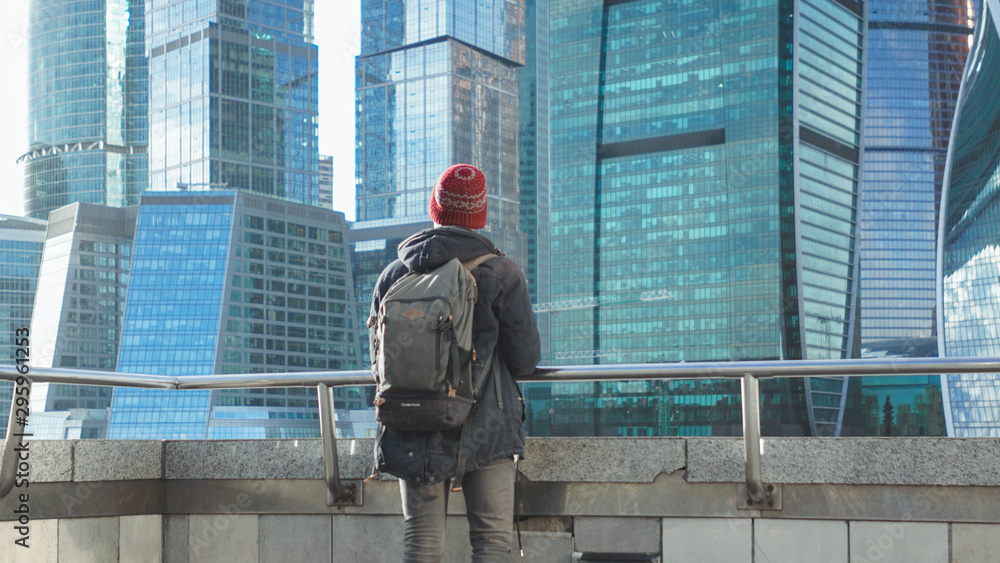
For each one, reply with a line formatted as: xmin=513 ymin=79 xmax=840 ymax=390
xmin=0 ymin=2 xmax=361 ymax=221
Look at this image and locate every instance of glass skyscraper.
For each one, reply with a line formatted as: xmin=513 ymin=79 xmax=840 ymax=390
xmin=30 ymin=204 xmax=137 ymax=375
xmin=351 ymin=0 xmax=530 ymax=365
xmin=539 ymin=0 xmax=865 ymax=436
xmin=21 ymin=0 xmax=148 ymax=219
xmin=354 ymin=0 xmax=527 ymax=265
xmin=26 ymin=203 xmax=136 ymax=437
xmin=937 ymin=0 xmax=1000 ymax=437
xmin=0 ymin=215 xmax=47 ymax=434
xmin=107 ymin=190 xmax=363 ymax=439
xmin=848 ymin=0 xmax=976 ymax=436
xmin=858 ymin=0 xmax=976 ymax=346
xmin=519 ymin=0 xmax=551 ymax=348
xmin=145 ymin=0 xmax=320 ymax=205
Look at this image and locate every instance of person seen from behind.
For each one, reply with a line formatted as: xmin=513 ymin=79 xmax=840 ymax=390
xmin=369 ymin=164 xmax=541 ymax=562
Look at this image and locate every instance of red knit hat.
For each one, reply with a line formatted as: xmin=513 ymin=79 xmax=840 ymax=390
xmin=429 ymin=164 xmax=488 ymax=229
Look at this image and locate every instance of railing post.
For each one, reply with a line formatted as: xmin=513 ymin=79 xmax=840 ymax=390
xmin=0 ymin=377 xmax=30 ymax=499
xmin=741 ymin=373 xmax=765 ymax=505
xmin=317 ymin=383 xmax=359 ymax=505
xmin=739 ymin=372 xmax=783 ymax=509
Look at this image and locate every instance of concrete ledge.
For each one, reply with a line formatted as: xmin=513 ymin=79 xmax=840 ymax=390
xmin=8 ymin=436 xmax=1000 ymax=486
xmin=520 ymin=437 xmax=685 ymax=482
xmin=164 ymin=440 xmax=325 ymax=480
xmin=163 ymin=438 xmax=379 ymax=480
xmin=685 ymin=438 xmax=1000 ymax=485
xmin=162 ymin=437 xmax=685 ymax=482
xmin=0 ymin=438 xmax=73 ymax=483
xmin=74 ymin=441 xmax=163 ymax=481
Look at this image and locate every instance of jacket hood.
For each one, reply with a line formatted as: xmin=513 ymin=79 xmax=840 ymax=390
xmin=397 ymin=226 xmax=501 ymax=272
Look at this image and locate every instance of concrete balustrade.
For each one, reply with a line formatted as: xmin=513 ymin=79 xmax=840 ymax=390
xmin=2 ymin=437 xmax=1000 ymax=562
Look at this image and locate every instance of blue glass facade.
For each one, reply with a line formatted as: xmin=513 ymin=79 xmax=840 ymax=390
xmin=355 ymin=0 xmax=526 ymax=265
xmin=22 ymin=0 xmax=148 ymax=219
xmin=519 ymin=0 xmax=550 ymax=340
xmin=938 ymin=0 xmax=1000 ymax=436
xmin=0 ymin=216 xmax=47 ymax=434
xmin=110 ymin=193 xmax=232 ymax=439
xmin=109 ymin=191 xmax=362 ymax=439
xmin=538 ymin=0 xmax=864 ymax=437
xmin=360 ymin=0 xmax=524 ymax=62
xmin=858 ymin=0 xmax=976 ymax=347
xmin=117 ymin=197 xmax=233 ymax=375
xmin=352 ymin=0 xmax=529 ymax=369
xmin=145 ymin=0 xmax=320 ymax=205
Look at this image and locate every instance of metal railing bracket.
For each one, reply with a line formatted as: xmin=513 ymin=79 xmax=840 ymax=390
xmin=738 ymin=482 xmax=782 ymax=510
xmin=327 ymin=479 xmax=363 ymax=506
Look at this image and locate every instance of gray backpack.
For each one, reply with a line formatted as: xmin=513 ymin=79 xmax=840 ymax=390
xmin=371 ymin=254 xmax=496 ymax=432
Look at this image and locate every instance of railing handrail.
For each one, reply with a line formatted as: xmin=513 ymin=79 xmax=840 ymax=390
xmin=5 ymin=356 xmax=1000 ymax=505
xmin=6 ymin=355 xmax=1000 ymax=388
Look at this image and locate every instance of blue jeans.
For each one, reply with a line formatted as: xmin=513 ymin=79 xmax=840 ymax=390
xmin=400 ymin=458 xmax=515 ymax=562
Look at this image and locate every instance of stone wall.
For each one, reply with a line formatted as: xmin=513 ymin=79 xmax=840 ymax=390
xmin=2 ymin=437 xmax=1000 ymax=562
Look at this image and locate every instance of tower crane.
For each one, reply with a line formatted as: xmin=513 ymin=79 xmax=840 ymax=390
xmin=176 ymin=181 xmax=229 ymax=191
xmin=535 ymin=290 xmax=674 ymax=359
xmin=532 ymin=289 xmax=673 ymax=313
xmin=554 ymin=349 xmax=626 ymax=360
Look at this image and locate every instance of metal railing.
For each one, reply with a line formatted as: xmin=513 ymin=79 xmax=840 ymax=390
xmin=4 ymin=356 xmax=1000 ymax=507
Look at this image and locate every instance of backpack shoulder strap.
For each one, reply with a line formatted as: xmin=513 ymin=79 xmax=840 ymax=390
xmin=449 ymin=252 xmax=499 ymax=493
xmin=472 ymin=347 xmax=498 ymax=398
xmin=461 ymin=253 xmax=496 ymax=272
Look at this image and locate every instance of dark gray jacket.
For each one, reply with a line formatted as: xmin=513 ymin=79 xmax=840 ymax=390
xmin=370 ymin=226 xmax=541 ymax=484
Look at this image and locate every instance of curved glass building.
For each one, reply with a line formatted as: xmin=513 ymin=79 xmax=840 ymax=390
xmin=852 ymin=0 xmax=977 ymax=436
xmin=21 ymin=0 xmax=148 ymax=220
xmin=859 ymin=0 xmax=976 ymax=346
xmin=938 ymin=0 xmax=1000 ymax=436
